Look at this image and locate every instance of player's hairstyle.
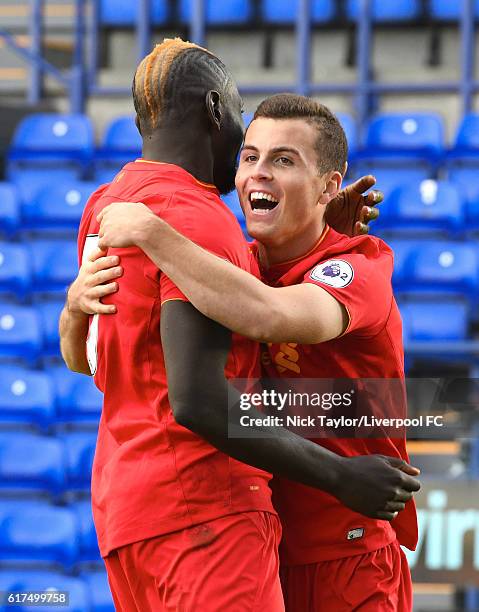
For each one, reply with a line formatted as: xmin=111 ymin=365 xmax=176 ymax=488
xmin=133 ymin=37 xmax=234 ymax=134
xmin=253 ymin=94 xmax=348 ymax=175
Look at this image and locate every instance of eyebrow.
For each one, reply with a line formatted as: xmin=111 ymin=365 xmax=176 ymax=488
xmin=242 ymin=145 xmax=301 ymax=156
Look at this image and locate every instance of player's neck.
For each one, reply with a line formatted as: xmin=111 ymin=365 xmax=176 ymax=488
xmin=141 ymin=128 xmax=214 ymax=186
xmin=258 ymin=218 xmax=327 ymax=269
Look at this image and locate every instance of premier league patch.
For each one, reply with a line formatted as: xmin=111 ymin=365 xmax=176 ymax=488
xmin=347 ymin=527 xmax=364 ymax=541
xmin=310 ymin=259 xmax=354 ymax=288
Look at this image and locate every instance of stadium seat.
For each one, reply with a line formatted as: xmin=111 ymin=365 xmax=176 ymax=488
xmin=385 ymin=239 xmax=419 ymax=286
xmin=0 ymin=433 xmax=66 ymax=495
xmin=450 ymin=113 xmax=479 ymax=156
xmin=0 ymin=242 xmax=31 ymax=299
xmin=0 ymin=570 xmax=89 ymax=612
xmin=8 ymin=114 xmax=94 ymax=164
xmin=7 ymin=168 xmax=83 ymax=207
xmin=179 ymin=0 xmax=252 ymax=24
xmin=380 ymin=180 xmax=464 ymax=236
xmin=100 ymin=0 xmax=169 ymax=25
xmin=61 ymin=432 xmax=96 ymax=490
xmin=0 ymin=183 xmax=20 ymax=236
xmin=81 ymin=570 xmax=115 ymax=612
xmin=94 ymin=116 xmax=141 ymax=182
xmin=100 ymin=115 xmax=142 ymax=154
xmin=356 ymin=167 xmax=431 ymax=202
xmin=400 ymin=301 xmax=469 ymax=342
xmin=0 ymin=304 xmax=42 ymax=365
xmin=243 ymin=111 xmax=254 ymax=128
xmin=336 ymin=112 xmax=358 ymax=159
xmin=51 ymin=367 xmax=103 ymax=423
xmin=28 ymin=240 xmax=78 ymax=294
xmin=362 ymin=112 xmax=445 ymax=165
xmin=22 ymin=182 xmax=97 ymax=232
xmin=71 ymin=501 xmax=101 ymax=563
xmin=402 ymin=241 xmax=479 ymax=299
xmin=430 ymin=0 xmax=479 ymax=20
xmin=261 ymin=0 xmax=335 ymax=24
xmin=447 ymin=168 xmax=479 ymax=232
xmin=346 ymin=0 xmax=420 ymax=22
xmin=36 ymin=301 xmax=63 ymax=358
xmin=0 ymin=501 xmax=79 ymax=568
xmin=0 ymin=366 xmax=55 ymax=430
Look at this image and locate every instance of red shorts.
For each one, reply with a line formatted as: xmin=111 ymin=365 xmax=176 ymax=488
xmin=104 ymin=511 xmax=284 ymax=612
xmin=280 ymin=539 xmax=412 ymax=612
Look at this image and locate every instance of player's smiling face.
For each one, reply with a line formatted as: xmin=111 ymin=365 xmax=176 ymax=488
xmin=236 ymin=117 xmax=335 ymax=251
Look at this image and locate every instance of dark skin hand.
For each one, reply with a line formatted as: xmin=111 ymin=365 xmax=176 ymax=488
xmin=327 ymin=175 xmax=382 ymax=237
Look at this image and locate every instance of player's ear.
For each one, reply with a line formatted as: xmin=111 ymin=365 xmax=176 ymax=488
xmin=205 ymin=90 xmax=222 ymax=131
xmin=134 ymin=115 xmax=142 ymax=136
xmin=318 ymin=171 xmax=343 ymax=206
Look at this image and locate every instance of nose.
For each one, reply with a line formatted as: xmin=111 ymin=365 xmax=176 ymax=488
xmin=249 ymin=158 xmax=273 ymax=182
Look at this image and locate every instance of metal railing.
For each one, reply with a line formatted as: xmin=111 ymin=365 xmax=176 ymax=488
xmin=0 ymin=0 xmax=476 ymax=122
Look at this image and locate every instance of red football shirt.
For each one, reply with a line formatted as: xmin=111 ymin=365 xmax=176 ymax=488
xmin=256 ymin=224 xmax=418 ymax=565
xmin=77 ymin=161 xmax=275 ymax=557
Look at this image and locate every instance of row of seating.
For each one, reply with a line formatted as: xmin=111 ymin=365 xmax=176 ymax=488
xmin=7 ymin=112 xmax=479 ymax=204
xmin=0 ymin=500 xmax=99 ymax=567
xmin=98 ymin=0 xmax=479 ymax=26
xmin=9 ymin=111 xmax=479 ymax=166
xmin=3 ymin=237 xmax=479 ymax=299
xmin=0 ymin=366 xmax=101 ymax=429
xmin=0 ymin=569 xmax=112 ymax=612
xmin=0 ymin=241 xmax=76 ymax=299
xmin=0 ymin=432 xmax=95 ymax=495
xmin=1 ymin=176 xmax=479 ymax=238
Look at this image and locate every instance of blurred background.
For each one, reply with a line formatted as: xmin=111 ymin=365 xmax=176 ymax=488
xmin=0 ymin=1 xmax=478 ymax=611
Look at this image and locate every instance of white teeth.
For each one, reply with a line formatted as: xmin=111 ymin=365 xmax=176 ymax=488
xmin=250 ymin=191 xmax=279 ymax=203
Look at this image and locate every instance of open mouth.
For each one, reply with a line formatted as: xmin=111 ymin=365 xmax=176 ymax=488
xmin=249 ymin=191 xmax=279 ymax=215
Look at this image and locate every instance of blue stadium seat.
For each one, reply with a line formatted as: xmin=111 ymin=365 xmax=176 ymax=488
xmin=8 ymin=114 xmax=94 ymax=164
xmin=81 ymin=571 xmax=115 ymax=612
xmin=94 ymin=116 xmax=141 ymax=182
xmin=451 ymin=113 xmax=479 ymax=156
xmin=355 ymin=167 xmax=431 ymax=202
xmin=221 ymin=191 xmax=246 ymax=231
xmin=22 ymin=182 xmax=97 ymax=232
xmin=400 ymin=301 xmax=468 ymax=342
xmin=362 ymin=113 xmax=445 ymax=164
xmin=385 ymin=239 xmax=419 ymax=286
xmin=61 ymin=432 xmax=96 ymax=490
xmin=100 ymin=0 xmax=169 ymax=25
xmin=0 ymin=501 xmax=79 ymax=568
xmin=403 ymin=241 xmax=479 ymax=299
xmin=179 ymin=0 xmax=252 ymax=24
xmin=447 ymin=168 xmax=479 ymax=232
xmin=7 ymin=168 xmax=82 ymax=207
xmin=0 ymin=433 xmax=65 ymax=494
xmin=0 ymin=183 xmax=20 ymax=237
xmin=336 ymin=113 xmax=358 ymax=159
xmin=71 ymin=501 xmax=101 ymax=564
xmin=51 ymin=367 xmax=102 ymax=423
xmin=346 ymin=0 xmax=420 ymax=21
xmin=0 ymin=367 xmax=55 ymax=430
xmin=28 ymin=240 xmax=78 ymax=294
xmin=36 ymin=301 xmax=64 ymax=358
xmin=0 ymin=570 xmax=89 ymax=612
xmin=0 ymin=242 xmax=31 ymax=299
xmin=261 ymin=0 xmax=335 ymax=24
xmin=430 ymin=0 xmax=479 ymax=20
xmin=380 ymin=180 xmax=464 ymax=236
xmin=101 ymin=115 xmax=142 ymax=154
xmin=0 ymin=304 xmax=42 ymax=365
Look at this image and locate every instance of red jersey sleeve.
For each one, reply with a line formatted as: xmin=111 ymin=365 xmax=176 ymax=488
xmin=142 ymin=188 xmax=247 ymax=305
xmin=77 ymin=184 xmax=110 ymax=266
xmin=303 ymin=244 xmax=394 ymax=337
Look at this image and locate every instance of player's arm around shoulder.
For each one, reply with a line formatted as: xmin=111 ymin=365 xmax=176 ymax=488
xmin=263 ymin=283 xmax=349 ymax=344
